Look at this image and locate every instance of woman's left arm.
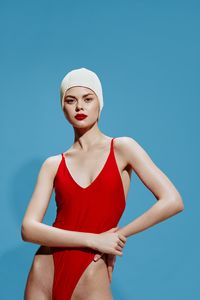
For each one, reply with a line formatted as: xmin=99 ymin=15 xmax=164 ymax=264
xmin=117 ymin=137 xmax=184 ymax=238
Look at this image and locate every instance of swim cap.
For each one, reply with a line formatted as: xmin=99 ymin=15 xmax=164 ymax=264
xmin=60 ymin=67 xmax=104 ymax=117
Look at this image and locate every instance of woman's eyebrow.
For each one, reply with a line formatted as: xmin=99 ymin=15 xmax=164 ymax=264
xmin=66 ymin=93 xmax=94 ymax=99
xmin=83 ymin=93 xmax=94 ymax=97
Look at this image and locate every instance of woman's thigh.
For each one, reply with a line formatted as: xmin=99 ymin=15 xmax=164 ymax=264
xmin=24 ymin=248 xmax=113 ymax=300
xmin=71 ymin=254 xmax=114 ymax=300
xmin=24 ymin=246 xmax=54 ymax=300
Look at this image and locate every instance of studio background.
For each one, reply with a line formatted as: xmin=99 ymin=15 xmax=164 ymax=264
xmin=0 ymin=1 xmax=199 ymax=299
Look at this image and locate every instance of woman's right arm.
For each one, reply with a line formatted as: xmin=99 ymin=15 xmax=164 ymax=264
xmin=21 ymin=156 xmax=93 ymax=248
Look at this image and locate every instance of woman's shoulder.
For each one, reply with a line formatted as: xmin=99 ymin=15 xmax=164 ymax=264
xmin=113 ymin=136 xmax=146 ymax=161
xmin=114 ymin=136 xmax=151 ymax=169
xmin=114 ymin=136 xmax=140 ymax=150
xmin=41 ymin=153 xmax=63 ymax=178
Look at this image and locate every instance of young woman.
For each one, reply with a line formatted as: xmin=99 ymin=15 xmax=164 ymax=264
xmin=21 ymin=67 xmax=184 ymax=300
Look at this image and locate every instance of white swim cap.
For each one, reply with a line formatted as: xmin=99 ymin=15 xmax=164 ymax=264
xmin=60 ymin=67 xmax=104 ymax=117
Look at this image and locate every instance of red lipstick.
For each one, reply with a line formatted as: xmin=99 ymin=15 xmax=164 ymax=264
xmin=75 ymin=114 xmax=88 ymax=120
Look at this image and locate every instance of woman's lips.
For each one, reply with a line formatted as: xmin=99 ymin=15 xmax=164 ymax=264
xmin=75 ymin=114 xmax=88 ymax=120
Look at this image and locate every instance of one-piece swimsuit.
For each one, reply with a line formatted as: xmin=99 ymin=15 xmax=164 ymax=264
xmin=51 ymin=137 xmax=126 ymax=299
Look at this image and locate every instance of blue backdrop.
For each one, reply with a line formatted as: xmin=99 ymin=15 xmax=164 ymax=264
xmin=0 ymin=0 xmax=199 ymax=299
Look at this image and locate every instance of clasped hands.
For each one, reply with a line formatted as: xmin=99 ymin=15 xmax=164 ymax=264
xmin=92 ymin=226 xmax=126 ymax=283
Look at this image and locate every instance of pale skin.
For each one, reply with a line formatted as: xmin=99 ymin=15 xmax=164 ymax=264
xmin=21 ymin=86 xmax=184 ymax=300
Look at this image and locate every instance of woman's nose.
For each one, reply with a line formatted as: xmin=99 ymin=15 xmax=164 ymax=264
xmin=75 ymin=100 xmax=84 ymax=110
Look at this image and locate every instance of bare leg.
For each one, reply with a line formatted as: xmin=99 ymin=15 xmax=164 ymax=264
xmin=24 ymin=248 xmax=114 ymax=300
xmin=24 ymin=246 xmax=54 ymax=300
xmin=71 ymin=254 xmax=114 ymax=300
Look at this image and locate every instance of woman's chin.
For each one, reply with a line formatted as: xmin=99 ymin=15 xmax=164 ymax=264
xmin=71 ymin=120 xmax=97 ymax=129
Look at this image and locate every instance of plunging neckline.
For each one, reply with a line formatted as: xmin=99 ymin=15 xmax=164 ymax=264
xmin=62 ymin=138 xmax=114 ymax=190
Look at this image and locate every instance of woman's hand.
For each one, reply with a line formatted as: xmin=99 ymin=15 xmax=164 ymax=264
xmin=90 ymin=227 xmax=126 ymax=256
xmin=92 ymin=226 xmax=126 ymax=283
xmin=94 ymin=253 xmax=116 ymax=283
xmin=106 ymin=253 xmax=116 ymax=283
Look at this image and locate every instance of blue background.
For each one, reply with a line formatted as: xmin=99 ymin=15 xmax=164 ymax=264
xmin=0 ymin=0 xmax=199 ymax=299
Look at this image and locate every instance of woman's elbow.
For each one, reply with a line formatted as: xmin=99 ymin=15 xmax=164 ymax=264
xmin=21 ymin=221 xmax=33 ymax=241
xmin=170 ymin=194 xmax=184 ymax=213
xmin=21 ymin=222 xmax=28 ymax=241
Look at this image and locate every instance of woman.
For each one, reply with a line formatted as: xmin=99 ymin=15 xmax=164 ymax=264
xmin=21 ymin=67 xmax=184 ymax=300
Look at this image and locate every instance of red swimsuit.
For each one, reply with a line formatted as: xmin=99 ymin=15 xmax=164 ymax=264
xmin=51 ymin=137 xmax=126 ymax=299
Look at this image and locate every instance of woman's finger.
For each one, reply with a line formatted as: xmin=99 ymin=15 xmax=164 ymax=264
xmin=108 ymin=265 xmax=113 ymax=283
xmin=93 ymin=252 xmax=104 ymax=262
xmin=106 ymin=254 xmax=116 ymax=283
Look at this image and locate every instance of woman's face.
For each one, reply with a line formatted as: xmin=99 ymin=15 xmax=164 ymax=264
xmin=62 ymin=86 xmax=100 ymax=127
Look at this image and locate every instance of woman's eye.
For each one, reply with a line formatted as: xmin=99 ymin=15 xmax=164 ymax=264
xmin=65 ymin=99 xmax=75 ymax=104
xmin=64 ymin=98 xmax=93 ymax=104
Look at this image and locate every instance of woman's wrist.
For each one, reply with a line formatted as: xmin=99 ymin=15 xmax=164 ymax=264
xmin=85 ymin=232 xmax=97 ymax=249
xmin=116 ymin=227 xmax=127 ymax=237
